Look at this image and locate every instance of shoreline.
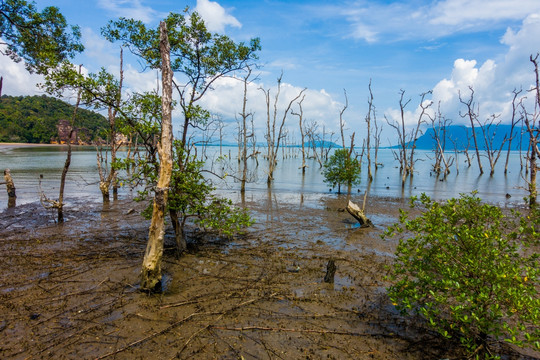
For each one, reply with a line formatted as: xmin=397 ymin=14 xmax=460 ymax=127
xmin=0 ymin=142 xmax=92 ymax=147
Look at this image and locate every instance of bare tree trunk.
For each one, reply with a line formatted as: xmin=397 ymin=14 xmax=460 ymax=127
xmin=260 ymin=73 xmax=305 ymax=185
xmin=4 ymin=169 xmax=16 ymax=208
xmin=479 ymin=113 xmax=507 ymax=177
xmin=365 ymin=80 xmax=374 ymax=182
xmin=373 ymin=107 xmax=382 ymax=170
xmin=408 ymin=92 xmax=431 ymax=178
xmin=504 ymin=89 xmax=523 ymax=175
xmin=524 ymin=54 xmax=540 ymax=207
xmin=386 ymin=90 xmax=428 ymax=187
xmin=170 ymin=209 xmax=186 ymax=254
xmin=292 ymin=94 xmax=307 ymax=174
xmin=346 ymin=200 xmax=372 ymax=228
xmin=239 ymin=66 xmax=254 ymax=193
xmin=460 ymin=87 xmax=484 ymax=174
xmin=141 ymin=21 xmax=174 ymax=292
xmin=57 ymin=67 xmax=83 ymax=223
xmin=339 ymin=89 xmax=348 ymax=150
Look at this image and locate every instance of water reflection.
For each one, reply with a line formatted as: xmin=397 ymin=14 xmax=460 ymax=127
xmin=0 ymin=144 xmax=537 ymax=209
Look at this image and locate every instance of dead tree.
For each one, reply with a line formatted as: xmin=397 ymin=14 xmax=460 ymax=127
xmin=408 ymin=91 xmax=432 ymax=178
xmin=3 ymin=169 xmax=16 ymax=208
xmin=478 ymin=113 xmax=508 ymax=176
xmin=373 ymin=106 xmax=383 ymax=169
xmin=141 ymin=21 xmax=174 ymax=292
xmin=305 ymin=121 xmax=323 ymax=168
xmin=386 ymin=90 xmax=430 ymax=187
xmin=429 ymin=103 xmax=453 ymax=177
xmin=504 ymin=89 xmax=524 ymax=175
xmin=339 ymin=89 xmax=348 ymax=149
xmin=291 ymin=94 xmax=307 ymax=174
xmin=365 ymin=80 xmax=374 ymax=182
xmin=346 ymin=200 xmax=372 ymax=228
xmin=462 ymin=126 xmax=473 ymax=168
xmin=523 ymin=54 xmax=540 ymax=207
xmin=460 ymin=87 xmax=484 ymax=174
xmin=237 ymin=66 xmax=256 ymax=193
xmin=260 ymin=73 xmax=305 ymax=185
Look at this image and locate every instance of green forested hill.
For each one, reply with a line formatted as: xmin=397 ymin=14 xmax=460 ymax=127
xmin=0 ymin=95 xmax=107 ymax=143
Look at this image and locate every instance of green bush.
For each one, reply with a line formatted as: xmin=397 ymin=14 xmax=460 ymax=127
xmin=322 ymin=148 xmax=361 ymax=194
xmin=384 ymin=193 xmax=540 ymax=358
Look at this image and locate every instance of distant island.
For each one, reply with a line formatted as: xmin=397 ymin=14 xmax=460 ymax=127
xmin=0 ymin=95 xmax=108 ymax=144
xmin=399 ymin=124 xmax=532 ymax=151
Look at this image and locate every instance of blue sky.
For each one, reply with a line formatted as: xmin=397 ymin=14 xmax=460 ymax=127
xmin=2 ymin=0 xmax=540 ymax=144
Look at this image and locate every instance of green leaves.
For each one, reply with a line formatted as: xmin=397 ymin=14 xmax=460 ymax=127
xmin=322 ymin=149 xmax=361 ymax=193
xmin=385 ymin=193 xmax=540 ymax=358
xmin=0 ymin=0 xmax=83 ymax=74
xmin=167 ymin=143 xmax=253 ymax=238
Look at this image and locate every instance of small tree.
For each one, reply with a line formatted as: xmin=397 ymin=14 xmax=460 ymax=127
xmin=323 ymin=149 xmax=361 ymax=194
xmin=385 ymin=193 xmax=540 ymax=357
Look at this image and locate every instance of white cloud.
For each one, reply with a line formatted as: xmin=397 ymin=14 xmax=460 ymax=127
xmin=196 ymin=74 xmax=344 ymax=141
xmin=195 ymin=0 xmax=241 ymax=33
xmin=0 ymin=45 xmax=44 ymax=96
xmin=417 ymin=13 xmax=540 ymax=126
xmin=97 ymin=0 xmax=159 ymax=23
xmin=344 ymin=0 xmax=540 ymax=42
xmin=81 ymin=28 xmax=119 ymax=69
xmin=430 ymin=0 xmax=540 ymax=26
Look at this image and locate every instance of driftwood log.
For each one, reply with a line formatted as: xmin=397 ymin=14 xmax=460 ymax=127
xmin=346 ymin=200 xmax=372 ymax=228
xmin=4 ymin=169 xmax=16 ymax=208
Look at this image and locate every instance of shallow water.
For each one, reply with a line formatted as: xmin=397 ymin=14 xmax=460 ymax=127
xmin=0 ymin=144 xmax=535 ymax=209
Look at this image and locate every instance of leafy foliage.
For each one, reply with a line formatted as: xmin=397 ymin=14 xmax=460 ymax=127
xmin=322 ymin=148 xmax=361 ymax=193
xmin=384 ymin=193 xmax=540 ymax=357
xmin=0 ymin=0 xmax=83 ymax=74
xmin=168 ymin=144 xmax=253 ymax=238
xmin=0 ymin=95 xmax=108 ymax=143
xmin=133 ymin=142 xmax=252 ymax=240
xmin=102 ymin=9 xmax=260 ymax=145
xmin=99 ymin=9 xmax=257 ymax=244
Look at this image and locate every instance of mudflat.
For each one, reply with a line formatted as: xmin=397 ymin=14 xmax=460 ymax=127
xmin=0 ymin=194 xmax=534 ymax=359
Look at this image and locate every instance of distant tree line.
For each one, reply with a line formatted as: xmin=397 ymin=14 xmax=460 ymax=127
xmin=0 ymin=95 xmax=107 ymax=143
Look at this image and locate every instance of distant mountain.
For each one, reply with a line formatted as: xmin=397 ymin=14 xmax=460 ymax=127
xmin=400 ymin=125 xmax=532 ymax=151
xmin=0 ymin=95 xmax=108 ymax=144
xmin=304 ymin=140 xmax=341 ymax=149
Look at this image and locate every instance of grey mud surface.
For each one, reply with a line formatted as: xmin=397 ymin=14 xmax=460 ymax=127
xmin=0 ymin=193 xmax=537 ymax=359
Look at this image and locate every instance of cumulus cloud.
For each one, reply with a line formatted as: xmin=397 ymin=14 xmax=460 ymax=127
xmin=195 ymin=0 xmax=241 ymax=33
xmin=196 ymin=75 xmax=344 ymax=141
xmin=425 ymin=13 xmax=540 ymax=125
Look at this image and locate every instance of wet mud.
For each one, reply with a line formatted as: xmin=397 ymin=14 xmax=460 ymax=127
xmin=0 ymin=194 xmax=536 ymax=359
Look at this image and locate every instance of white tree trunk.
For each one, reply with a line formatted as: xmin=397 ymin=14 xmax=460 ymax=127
xmin=141 ymin=21 xmax=173 ymax=291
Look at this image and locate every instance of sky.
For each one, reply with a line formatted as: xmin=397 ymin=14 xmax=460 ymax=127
xmin=2 ymin=0 xmax=540 ymax=145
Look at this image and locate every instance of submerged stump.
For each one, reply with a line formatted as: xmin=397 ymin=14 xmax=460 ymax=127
xmin=4 ymin=169 xmax=16 ymax=208
xmin=346 ymin=200 xmax=372 ymax=228
xmin=324 ymin=259 xmax=336 ymax=283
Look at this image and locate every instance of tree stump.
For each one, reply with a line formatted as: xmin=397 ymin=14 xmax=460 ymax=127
xmin=324 ymin=259 xmax=336 ymax=283
xmin=4 ymin=169 xmax=16 ymax=208
xmin=346 ymin=200 xmax=372 ymax=228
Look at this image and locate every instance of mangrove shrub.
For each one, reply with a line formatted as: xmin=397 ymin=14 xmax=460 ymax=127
xmin=384 ymin=193 xmax=540 ymax=358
